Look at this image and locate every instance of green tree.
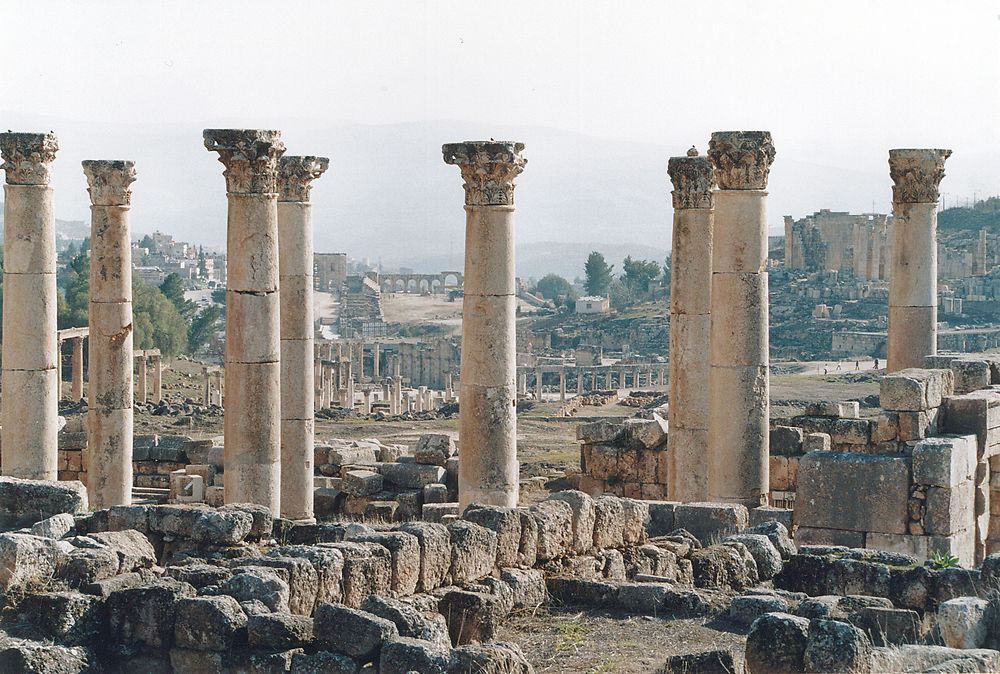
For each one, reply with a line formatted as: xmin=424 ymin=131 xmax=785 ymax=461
xmin=139 ymin=234 xmax=155 ymax=251
xmin=132 ymin=281 xmax=188 ymax=356
xmin=188 ymin=305 xmax=223 ymax=353
xmin=621 ymin=256 xmax=661 ymax=292
xmin=60 ymin=248 xmax=90 ymax=328
xmin=159 ymin=272 xmax=195 ymax=319
xmin=584 ymin=251 xmax=614 ymax=296
xmin=535 ymin=274 xmax=576 ymax=302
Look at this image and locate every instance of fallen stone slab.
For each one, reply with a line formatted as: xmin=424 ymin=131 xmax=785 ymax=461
xmin=0 ymin=477 xmax=88 ymax=528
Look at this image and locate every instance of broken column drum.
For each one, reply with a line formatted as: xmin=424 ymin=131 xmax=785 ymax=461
xmin=277 ymin=155 xmax=329 ymax=522
xmin=706 ymin=131 xmax=775 ymax=507
xmin=666 ymin=147 xmax=715 ymax=502
xmin=887 ymin=148 xmax=951 ymax=371
xmin=443 ymin=141 xmax=526 ymax=510
xmin=0 ymin=132 xmax=60 ymax=480
xmin=84 ymin=160 xmax=137 ymax=508
xmin=205 ymin=129 xmax=285 ymax=513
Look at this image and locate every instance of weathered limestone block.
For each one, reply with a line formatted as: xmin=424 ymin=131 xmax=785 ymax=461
xmin=804 ymin=433 xmax=832 ymax=452
xmin=448 ymin=520 xmax=498 ymax=584
xmin=219 ymin=567 xmax=291 ymax=613
xmin=438 ymin=588 xmax=509 ymax=645
xmin=674 ymin=502 xmax=748 ymax=544
xmin=271 ymin=545 xmax=344 ymax=606
xmin=0 ymin=477 xmax=87 ymax=528
xmin=870 ymin=645 xmax=1000 ymax=674
xmin=247 ymin=613 xmax=314 ymax=650
xmin=770 ymin=426 xmax=804 ymax=456
xmin=880 ymin=368 xmax=955 ymax=412
xmin=362 ymin=596 xmax=450 ymax=648
xmin=399 ymin=521 xmax=451 ymax=591
xmin=343 ymin=469 xmax=383 ymax=497
xmin=516 ymin=507 xmax=538 ymax=567
xmin=381 ymin=462 xmax=447 ymax=489
xmin=867 ymin=530 xmax=975 ymax=567
xmin=380 ymin=637 xmax=451 ymax=674
xmin=234 ymin=557 xmax=319 ymax=616
xmin=951 ymin=359 xmax=992 ymax=394
xmin=289 ymin=651 xmax=357 ymax=673
xmin=351 ymin=531 xmax=420 ymax=597
xmin=0 ymin=532 xmax=67 ymax=591
xmin=912 ymin=435 xmax=977 ymax=487
xmin=314 ymin=603 xmax=398 ymax=662
xmin=805 ymin=401 xmax=861 ymax=418
xmin=173 ymin=595 xmax=248 ymax=651
xmin=726 ymin=533 xmax=782 ymax=579
xmin=413 ymin=433 xmax=456 ymax=466
xmin=924 ymin=481 xmax=975 ymax=536
xmin=944 ymin=390 xmax=1000 ymax=458
xmin=463 ymin=504 xmax=521 ymax=568
xmin=322 ymin=541 xmax=392 ymax=608
xmin=803 ymin=618 xmax=873 ymax=674
xmin=546 ymin=490 xmax=596 ymax=554
xmin=90 ymin=530 xmax=156 ymax=573
xmin=448 ymin=642 xmax=533 ymax=674
xmin=30 ymin=512 xmax=76 ymax=539
xmin=689 ymin=543 xmax=758 ymax=591
xmin=107 ymin=578 xmax=196 ymax=650
xmin=829 ymin=418 xmax=871 ymax=446
xmin=576 ymin=419 xmax=623 ymax=445
xmin=620 ymin=498 xmax=650 ymax=545
xmin=937 ymin=597 xmax=990 ymax=649
xmin=744 ymin=611 xmax=810 ymax=674
xmin=621 ymin=416 xmax=668 ymax=450
xmin=897 ymin=409 xmax=939 ymax=442
xmin=529 ymin=499 xmax=573 ymax=560
xmin=17 ymin=590 xmax=104 ymax=646
xmin=729 ymin=594 xmax=790 ymax=626
xmin=795 ymin=452 xmax=911 ymax=534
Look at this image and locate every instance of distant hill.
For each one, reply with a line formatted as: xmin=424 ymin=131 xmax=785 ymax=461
xmin=939 ymin=197 xmax=1000 ymax=232
xmin=1 ymin=113 xmax=997 ymax=269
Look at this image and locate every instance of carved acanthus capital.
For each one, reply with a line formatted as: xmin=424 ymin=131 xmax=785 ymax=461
xmin=889 ymin=148 xmax=951 ymax=203
xmin=82 ymin=160 xmax=137 ymax=206
xmin=668 ymin=152 xmax=715 ymax=209
xmin=277 ymin=156 xmax=330 ymax=202
xmin=442 ymin=141 xmax=526 ymax=206
xmin=203 ymin=129 xmax=285 ymax=194
xmin=707 ymin=131 xmax=775 ymax=190
xmin=0 ymin=132 xmax=59 ymax=185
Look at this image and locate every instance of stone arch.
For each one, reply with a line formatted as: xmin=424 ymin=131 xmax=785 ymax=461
xmin=431 ymin=279 xmax=442 ymax=293
xmin=395 ymin=279 xmax=405 ymax=292
xmin=419 ymin=279 xmax=430 ymax=293
xmin=406 ymin=279 xmax=418 ymax=293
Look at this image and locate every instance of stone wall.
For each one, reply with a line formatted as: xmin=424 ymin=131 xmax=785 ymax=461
xmin=576 ymin=415 xmax=668 ymax=499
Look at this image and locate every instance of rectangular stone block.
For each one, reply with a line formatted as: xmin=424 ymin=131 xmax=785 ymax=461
xmin=673 ymin=502 xmax=748 ymax=544
xmin=803 ymin=433 xmax=831 ymax=452
xmin=944 ymin=391 xmax=1000 ymax=458
xmin=750 ymin=506 xmax=794 ymax=530
xmin=951 ymin=359 xmax=992 ymax=394
xmin=829 ymin=418 xmax=871 ymax=446
xmin=911 ymin=435 xmax=977 ymax=487
xmin=897 ymin=409 xmax=939 ymax=442
xmin=584 ymin=444 xmax=619 ymax=481
xmin=380 ymin=462 xmax=446 ymax=489
xmin=769 ymin=456 xmax=791 ymax=491
xmin=794 ymin=526 xmax=865 ymax=548
xmin=644 ymin=500 xmax=678 ymax=537
xmin=576 ymin=420 xmax=623 ymax=445
xmin=795 ymin=452 xmax=911 ymax=534
xmin=343 ymin=470 xmax=384 ymax=497
xmin=924 ymin=480 xmax=975 ymax=536
xmin=804 ymin=402 xmax=860 ymax=418
xmin=866 ymin=528 xmax=975 ymax=567
xmin=769 ymin=426 xmax=804 ymax=456
xmin=872 ymin=413 xmax=900 ymax=444
xmin=880 ymin=368 xmax=955 ymax=412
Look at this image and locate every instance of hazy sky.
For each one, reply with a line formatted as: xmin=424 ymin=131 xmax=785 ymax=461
xmin=3 ymin=1 xmax=999 ymax=257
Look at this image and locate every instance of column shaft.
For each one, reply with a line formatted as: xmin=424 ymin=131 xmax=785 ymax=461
xmin=667 ymin=150 xmax=714 ymax=501
xmin=1 ymin=132 xmax=59 ymax=480
xmin=444 ymin=141 xmax=524 ymax=510
xmin=151 ymin=356 xmax=162 ymax=402
xmin=887 ymin=149 xmax=950 ymax=371
xmin=136 ymin=356 xmax=147 ymax=403
xmin=707 ymin=131 xmax=775 ymax=507
xmin=205 ymin=129 xmax=284 ymax=513
xmin=71 ymin=337 xmax=85 ymax=400
xmin=277 ymin=155 xmax=328 ymax=521
xmin=84 ymin=159 xmax=136 ymax=508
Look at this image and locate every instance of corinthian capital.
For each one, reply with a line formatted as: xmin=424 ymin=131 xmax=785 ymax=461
xmin=203 ymin=129 xmax=285 ymax=194
xmin=707 ymin=131 xmax=775 ymax=190
xmin=82 ymin=160 xmax=137 ymax=206
xmin=442 ymin=141 xmax=526 ymax=207
xmin=889 ymin=148 xmax=951 ymax=203
xmin=668 ymin=148 xmax=715 ymax=209
xmin=277 ymin=156 xmax=330 ymax=202
xmin=0 ymin=132 xmax=59 ymax=185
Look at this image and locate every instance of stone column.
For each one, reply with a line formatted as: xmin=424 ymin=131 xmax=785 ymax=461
xmin=372 ymin=342 xmax=380 ymax=378
xmin=136 ymin=355 xmax=147 ymax=404
xmin=667 ymin=148 xmax=715 ymax=501
xmin=0 ymin=133 xmax=59 ymax=479
xmin=517 ymin=371 xmax=526 ymax=395
xmin=205 ymin=129 xmax=285 ymax=512
xmin=887 ymin=149 xmax=951 ymax=371
xmin=203 ymin=367 xmax=212 ymax=405
xmin=577 ymin=370 xmax=584 ymax=395
xmin=84 ymin=159 xmax=136 ymax=508
xmin=444 ymin=141 xmax=524 ymax=510
xmin=535 ymin=368 xmax=543 ymax=400
xmin=71 ymin=336 xmax=85 ymax=400
xmin=707 ymin=131 xmax=775 ymax=507
xmin=559 ymin=369 xmax=566 ymax=401
xmin=277 ymin=155 xmax=328 ymax=522
xmin=151 ymin=354 xmax=162 ymax=402
xmin=393 ymin=376 xmax=402 ymax=415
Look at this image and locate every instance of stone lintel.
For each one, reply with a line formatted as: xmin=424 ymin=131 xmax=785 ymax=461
xmin=203 ymin=129 xmax=285 ymax=195
xmin=442 ymin=140 xmax=526 ymax=207
xmin=889 ymin=148 xmax=951 ymax=204
xmin=82 ymin=160 xmax=137 ymax=206
xmin=277 ymin=155 xmax=330 ymax=202
xmin=0 ymin=132 xmax=59 ymax=185
xmin=707 ymin=131 xmax=775 ymax=191
xmin=668 ymin=149 xmax=715 ymax=209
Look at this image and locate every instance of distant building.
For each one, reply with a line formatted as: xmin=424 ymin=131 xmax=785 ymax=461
xmin=134 ymin=266 xmax=166 ymax=286
xmin=576 ymin=296 xmax=610 ymax=314
xmin=315 ymin=252 xmax=348 ymax=294
xmin=784 ymin=209 xmax=890 ymax=280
